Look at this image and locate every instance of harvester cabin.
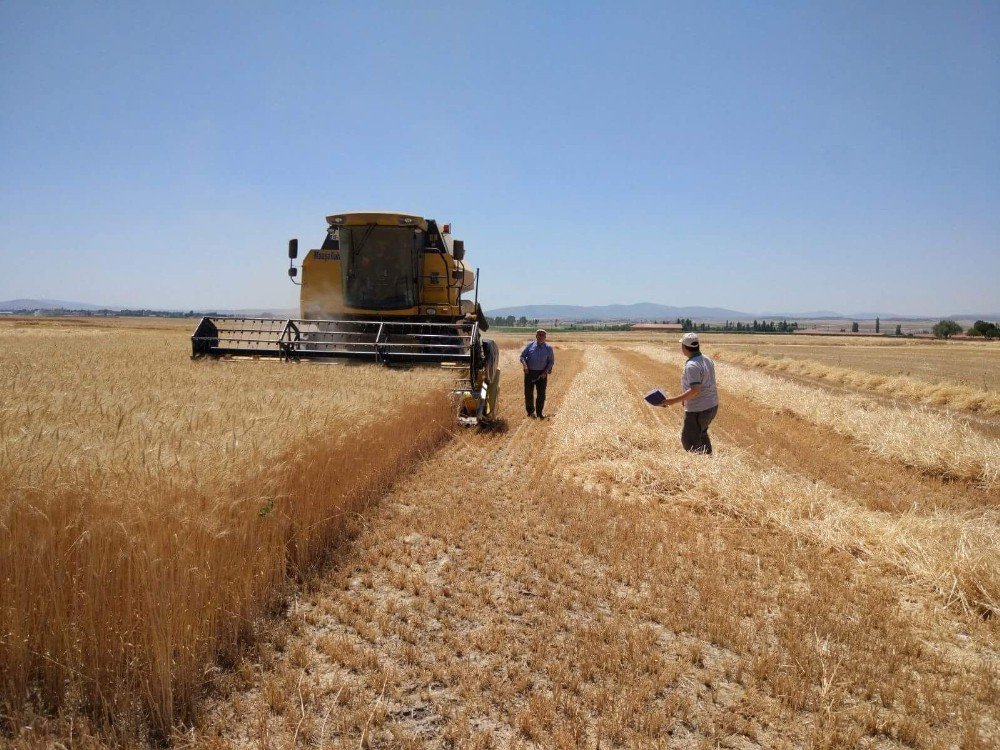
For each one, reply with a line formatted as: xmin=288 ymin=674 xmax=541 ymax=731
xmin=301 ymin=212 xmax=474 ymax=320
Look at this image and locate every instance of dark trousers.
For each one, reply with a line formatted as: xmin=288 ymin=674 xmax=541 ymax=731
xmin=524 ymin=370 xmax=548 ymax=416
xmin=681 ymin=406 xmax=718 ymax=454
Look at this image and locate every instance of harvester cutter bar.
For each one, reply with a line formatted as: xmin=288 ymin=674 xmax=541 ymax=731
xmin=191 ymin=316 xmax=481 ymax=368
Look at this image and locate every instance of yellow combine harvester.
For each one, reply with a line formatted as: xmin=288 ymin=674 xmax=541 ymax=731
xmin=191 ymin=211 xmax=500 ymax=426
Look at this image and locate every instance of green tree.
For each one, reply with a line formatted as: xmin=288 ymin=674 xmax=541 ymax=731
xmin=932 ymin=320 xmax=962 ymax=339
xmin=851 ymin=321 xmax=859 ymax=333
xmin=894 ymin=324 xmax=902 ymax=336
xmin=875 ymin=316 xmax=880 ymax=334
xmin=969 ymin=320 xmax=999 ymax=339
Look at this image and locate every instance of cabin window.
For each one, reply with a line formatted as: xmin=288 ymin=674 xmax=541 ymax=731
xmin=339 ymin=226 xmax=421 ymax=310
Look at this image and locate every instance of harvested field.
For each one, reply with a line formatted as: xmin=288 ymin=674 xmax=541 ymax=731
xmin=2 ymin=323 xmax=998 ymax=748
xmin=620 ymin=348 xmax=998 ymax=616
xmin=711 ymin=348 xmax=1000 ymax=417
xmin=711 ymin=335 xmax=1000 ymax=392
xmin=637 ymin=346 xmax=1000 ymax=487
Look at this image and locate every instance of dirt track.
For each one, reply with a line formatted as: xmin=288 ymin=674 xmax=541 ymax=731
xmin=192 ymin=344 xmax=998 ymax=749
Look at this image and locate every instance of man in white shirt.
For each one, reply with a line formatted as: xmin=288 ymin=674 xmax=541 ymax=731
xmin=657 ymin=332 xmax=719 ymax=453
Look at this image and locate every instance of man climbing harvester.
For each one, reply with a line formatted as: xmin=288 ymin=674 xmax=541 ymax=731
xmin=520 ymin=329 xmax=554 ymax=419
xmin=656 ymin=332 xmax=719 ymax=453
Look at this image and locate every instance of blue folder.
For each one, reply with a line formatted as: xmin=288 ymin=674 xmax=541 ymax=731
xmin=644 ymin=388 xmax=666 ymax=406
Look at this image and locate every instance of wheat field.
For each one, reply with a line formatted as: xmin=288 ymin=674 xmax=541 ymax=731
xmin=0 ymin=319 xmax=453 ymax=743
xmin=2 ymin=320 xmax=998 ymax=748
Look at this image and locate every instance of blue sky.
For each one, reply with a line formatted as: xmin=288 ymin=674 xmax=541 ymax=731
xmin=1 ymin=2 xmax=997 ymax=315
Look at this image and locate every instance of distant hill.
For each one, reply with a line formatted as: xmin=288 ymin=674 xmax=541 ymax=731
xmin=758 ymin=309 xmax=843 ymax=318
xmin=0 ymin=298 xmax=110 ymax=311
xmin=3 ymin=298 xmax=993 ymax=322
xmin=947 ymin=313 xmax=1000 ymax=321
xmin=0 ymin=299 xmax=295 ymax=316
xmin=760 ymin=310 xmax=922 ymax=320
xmin=486 ymin=303 xmax=750 ymax=321
xmin=486 ymin=303 xmax=999 ymax=322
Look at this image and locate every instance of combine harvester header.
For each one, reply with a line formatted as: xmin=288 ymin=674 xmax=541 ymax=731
xmin=192 ymin=211 xmax=500 ymax=426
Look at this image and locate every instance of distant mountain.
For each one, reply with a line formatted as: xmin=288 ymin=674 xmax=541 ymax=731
xmin=946 ymin=313 xmax=1000 ymax=321
xmin=486 ymin=302 xmax=750 ymax=321
xmin=847 ymin=312 xmax=924 ymax=320
xmin=0 ymin=298 xmax=111 ymax=311
xmin=758 ymin=310 xmax=843 ymax=318
xmin=486 ymin=302 xmax=998 ymax=322
xmin=4 ymin=298 xmax=993 ymax=321
xmin=0 ymin=299 xmax=296 ymax=316
xmin=761 ymin=311 xmax=921 ymax=320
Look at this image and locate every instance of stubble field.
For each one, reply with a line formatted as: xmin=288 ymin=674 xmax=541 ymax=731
xmin=719 ymin=338 xmax=998 ymax=390
xmin=1 ymin=320 xmax=997 ymax=749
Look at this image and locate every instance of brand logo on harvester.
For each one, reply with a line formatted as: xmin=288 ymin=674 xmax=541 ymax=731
xmin=315 ymin=252 xmax=340 ymax=261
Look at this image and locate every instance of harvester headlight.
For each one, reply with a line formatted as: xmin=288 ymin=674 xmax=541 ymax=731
xmin=427 ymin=308 xmax=437 ymax=315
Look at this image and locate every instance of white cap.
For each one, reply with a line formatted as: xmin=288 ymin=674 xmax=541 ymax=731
xmin=680 ymin=332 xmax=700 ymax=347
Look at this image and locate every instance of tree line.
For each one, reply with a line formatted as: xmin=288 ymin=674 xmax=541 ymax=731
xmin=676 ymin=318 xmax=799 ymax=333
xmin=489 ymin=315 xmax=541 ymax=327
xmin=933 ymin=319 xmax=999 ymax=339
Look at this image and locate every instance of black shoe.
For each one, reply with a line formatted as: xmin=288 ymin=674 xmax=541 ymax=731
xmin=527 ymin=412 xmax=535 ymax=418
xmin=537 ymin=413 xmax=545 ymax=420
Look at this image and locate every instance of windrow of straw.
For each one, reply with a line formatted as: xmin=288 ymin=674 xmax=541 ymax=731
xmin=638 ymin=345 xmax=1000 ymax=488
xmin=0 ymin=326 xmax=453 ymax=740
xmin=713 ymin=347 xmax=1000 ymax=416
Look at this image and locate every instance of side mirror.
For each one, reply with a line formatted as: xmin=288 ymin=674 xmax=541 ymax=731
xmin=453 ymin=239 xmax=465 ymax=261
xmin=288 ymin=267 xmax=298 ymax=278
xmin=288 ymin=239 xmax=298 ymax=259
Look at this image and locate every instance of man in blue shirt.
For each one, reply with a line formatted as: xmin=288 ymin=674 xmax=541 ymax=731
xmin=520 ymin=329 xmax=555 ymax=418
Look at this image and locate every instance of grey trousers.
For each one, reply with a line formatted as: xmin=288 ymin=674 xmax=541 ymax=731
xmin=681 ymin=405 xmax=718 ymax=454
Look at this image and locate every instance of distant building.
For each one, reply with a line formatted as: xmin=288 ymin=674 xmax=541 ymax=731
xmin=630 ymin=322 xmax=684 ymax=331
